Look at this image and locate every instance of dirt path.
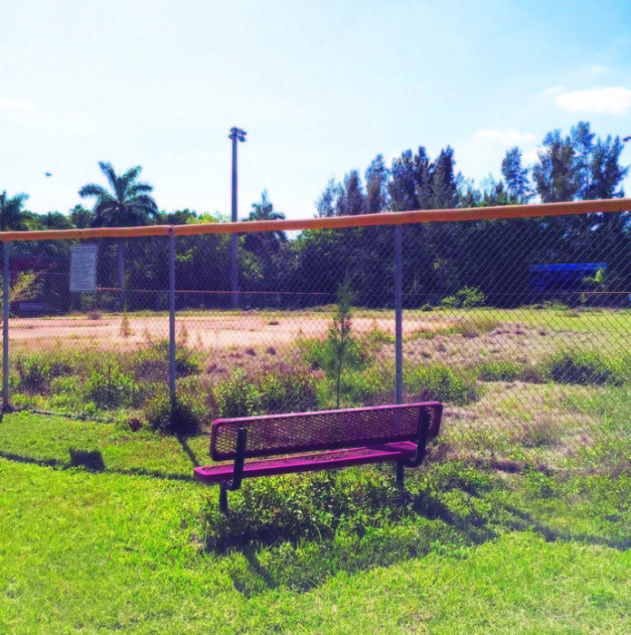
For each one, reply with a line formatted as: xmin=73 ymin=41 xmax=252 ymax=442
xmin=8 ymin=313 xmax=440 ymax=350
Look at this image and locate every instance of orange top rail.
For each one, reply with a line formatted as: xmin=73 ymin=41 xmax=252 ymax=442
xmin=0 ymin=198 xmax=629 ymax=243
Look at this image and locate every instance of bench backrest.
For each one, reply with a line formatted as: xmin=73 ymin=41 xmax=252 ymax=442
xmin=210 ymin=401 xmax=442 ymax=461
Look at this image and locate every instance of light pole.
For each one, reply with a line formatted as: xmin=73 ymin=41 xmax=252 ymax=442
xmin=229 ymin=126 xmax=247 ymax=309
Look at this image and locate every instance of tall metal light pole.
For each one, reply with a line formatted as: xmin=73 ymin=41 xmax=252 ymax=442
xmin=229 ymin=126 xmax=247 ymax=309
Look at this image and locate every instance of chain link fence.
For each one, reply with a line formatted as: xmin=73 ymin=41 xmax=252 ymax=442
xmin=2 ymin=201 xmax=631 ymax=471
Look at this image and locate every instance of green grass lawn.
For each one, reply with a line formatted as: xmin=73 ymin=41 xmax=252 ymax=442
xmin=1 ymin=400 xmax=630 ymax=633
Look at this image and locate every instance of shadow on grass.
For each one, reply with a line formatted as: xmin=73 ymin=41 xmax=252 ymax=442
xmin=0 ymin=449 xmax=196 ymax=482
xmin=176 ymin=434 xmax=201 ymax=467
xmin=202 ymin=467 xmax=631 ymax=596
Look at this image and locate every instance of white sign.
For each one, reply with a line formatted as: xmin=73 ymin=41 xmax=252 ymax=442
xmin=70 ymin=244 xmax=98 ymax=293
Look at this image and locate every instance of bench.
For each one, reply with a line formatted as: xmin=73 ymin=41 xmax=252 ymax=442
xmin=18 ymin=302 xmax=45 ymax=316
xmin=194 ymin=401 xmax=443 ymax=512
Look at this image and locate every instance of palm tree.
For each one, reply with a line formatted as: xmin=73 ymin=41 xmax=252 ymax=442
xmin=79 ymin=162 xmax=158 ymax=310
xmin=79 ymin=162 xmax=158 ymax=227
xmin=0 ymin=191 xmax=30 ymax=231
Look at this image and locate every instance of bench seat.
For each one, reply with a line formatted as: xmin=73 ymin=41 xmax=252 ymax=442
xmin=194 ymin=441 xmax=418 ymax=483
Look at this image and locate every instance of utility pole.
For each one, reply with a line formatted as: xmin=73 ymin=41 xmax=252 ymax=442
xmin=229 ymin=126 xmax=247 ymax=309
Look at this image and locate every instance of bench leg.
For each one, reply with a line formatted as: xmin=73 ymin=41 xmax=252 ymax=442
xmin=219 ymin=485 xmax=229 ymax=513
xmin=396 ymin=462 xmax=405 ymax=488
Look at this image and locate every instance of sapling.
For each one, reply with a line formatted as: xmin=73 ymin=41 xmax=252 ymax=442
xmin=327 ymin=276 xmax=356 ymax=408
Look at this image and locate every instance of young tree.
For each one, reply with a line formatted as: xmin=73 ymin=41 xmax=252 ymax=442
xmin=327 ymin=276 xmax=356 ymax=408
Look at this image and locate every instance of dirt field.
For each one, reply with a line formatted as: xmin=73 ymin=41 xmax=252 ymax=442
xmin=7 ymin=312 xmax=442 ymax=351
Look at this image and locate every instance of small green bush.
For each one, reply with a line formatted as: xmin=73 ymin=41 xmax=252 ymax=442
xmin=545 ymin=352 xmax=628 ymax=386
xmin=143 ymin=389 xmax=201 ymax=435
xmin=131 ymin=339 xmax=201 ymax=382
xmin=477 ymin=361 xmax=525 ymax=382
xmin=405 ymin=363 xmax=478 ymax=405
xmin=214 ymin=366 xmax=319 ymax=418
xmin=440 ymin=287 xmax=486 ymax=309
xmin=15 ymin=355 xmax=73 ymax=394
xmin=83 ymin=364 xmax=142 ymax=409
xmin=258 ymin=369 xmax=319 ymax=414
xmin=214 ymin=370 xmax=263 ymax=418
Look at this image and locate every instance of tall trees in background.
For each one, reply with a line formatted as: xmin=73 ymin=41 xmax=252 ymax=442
xmin=501 ymin=147 xmax=531 ymax=203
xmin=2 ymin=121 xmax=630 ymax=311
xmin=0 ymin=191 xmax=30 ymax=231
xmin=532 ymin=122 xmax=628 ymax=203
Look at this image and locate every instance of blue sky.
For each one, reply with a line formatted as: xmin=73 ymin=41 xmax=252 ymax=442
xmin=1 ymin=0 xmax=630 ymax=221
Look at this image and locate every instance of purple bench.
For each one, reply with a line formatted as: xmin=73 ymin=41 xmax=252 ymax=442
xmin=194 ymin=401 xmax=443 ymax=512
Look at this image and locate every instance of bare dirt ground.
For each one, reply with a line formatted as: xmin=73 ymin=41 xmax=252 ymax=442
xmin=8 ymin=313 xmax=444 ymax=351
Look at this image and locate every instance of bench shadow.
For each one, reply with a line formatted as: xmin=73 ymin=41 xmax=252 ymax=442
xmin=207 ymin=481 xmax=630 ymax=597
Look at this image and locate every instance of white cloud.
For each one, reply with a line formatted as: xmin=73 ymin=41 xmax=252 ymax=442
xmin=556 ymin=86 xmax=631 ymax=115
xmin=543 ymin=84 xmax=566 ymax=96
xmin=0 ymin=97 xmax=34 ymax=111
xmin=473 ymin=129 xmax=536 ymax=146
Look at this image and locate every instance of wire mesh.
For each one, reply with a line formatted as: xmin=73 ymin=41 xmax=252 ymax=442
xmin=2 ymin=206 xmax=630 ymax=473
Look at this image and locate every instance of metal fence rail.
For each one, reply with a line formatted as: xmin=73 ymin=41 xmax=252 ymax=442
xmin=2 ymin=198 xmax=631 ymax=468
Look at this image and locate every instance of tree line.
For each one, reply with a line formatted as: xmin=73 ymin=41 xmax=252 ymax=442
xmin=1 ymin=121 xmax=630 ymax=312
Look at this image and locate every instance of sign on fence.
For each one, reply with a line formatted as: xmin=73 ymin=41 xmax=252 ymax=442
xmin=70 ymin=244 xmax=98 ymax=293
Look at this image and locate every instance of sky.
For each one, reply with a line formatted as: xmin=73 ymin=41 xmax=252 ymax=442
xmin=1 ymin=0 xmax=631 ymax=221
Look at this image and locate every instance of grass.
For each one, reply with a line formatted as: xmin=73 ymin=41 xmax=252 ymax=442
xmin=1 ymin=378 xmax=631 ymax=632
xmin=1 ymin=306 xmax=631 ymax=631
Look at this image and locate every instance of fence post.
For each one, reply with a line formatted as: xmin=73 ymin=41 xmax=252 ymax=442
xmin=3 ymin=241 xmax=10 ymax=412
xmin=395 ymin=225 xmax=403 ymax=404
xmin=168 ymin=229 xmax=176 ymax=408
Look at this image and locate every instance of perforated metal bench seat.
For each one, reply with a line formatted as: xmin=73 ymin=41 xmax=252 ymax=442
xmin=194 ymin=441 xmax=419 ymax=483
xmin=194 ymin=401 xmax=443 ymax=512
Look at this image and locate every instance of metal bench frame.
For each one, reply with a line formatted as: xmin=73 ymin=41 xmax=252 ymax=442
xmin=194 ymin=401 xmax=442 ymax=512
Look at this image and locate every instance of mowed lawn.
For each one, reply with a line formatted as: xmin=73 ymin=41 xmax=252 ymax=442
xmin=1 ymin=409 xmax=630 ymax=634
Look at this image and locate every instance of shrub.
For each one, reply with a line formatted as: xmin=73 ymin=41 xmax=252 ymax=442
xmin=213 ymin=366 xmax=319 ymax=418
xmin=15 ymin=355 xmax=73 ymax=394
xmin=405 ymin=363 xmax=478 ymax=405
xmin=83 ymin=364 xmax=142 ymax=409
xmin=477 ymin=361 xmax=525 ymax=382
xmin=214 ymin=370 xmax=262 ymax=418
xmin=456 ymin=286 xmax=486 ymax=308
xmin=15 ymin=358 xmax=49 ymax=394
xmin=131 ymin=339 xmax=201 ymax=382
xmin=545 ymin=351 xmax=626 ymax=386
xmin=258 ymin=368 xmax=319 ymax=414
xmin=440 ymin=287 xmax=486 ymax=309
xmin=144 ymin=389 xmax=201 ymax=435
